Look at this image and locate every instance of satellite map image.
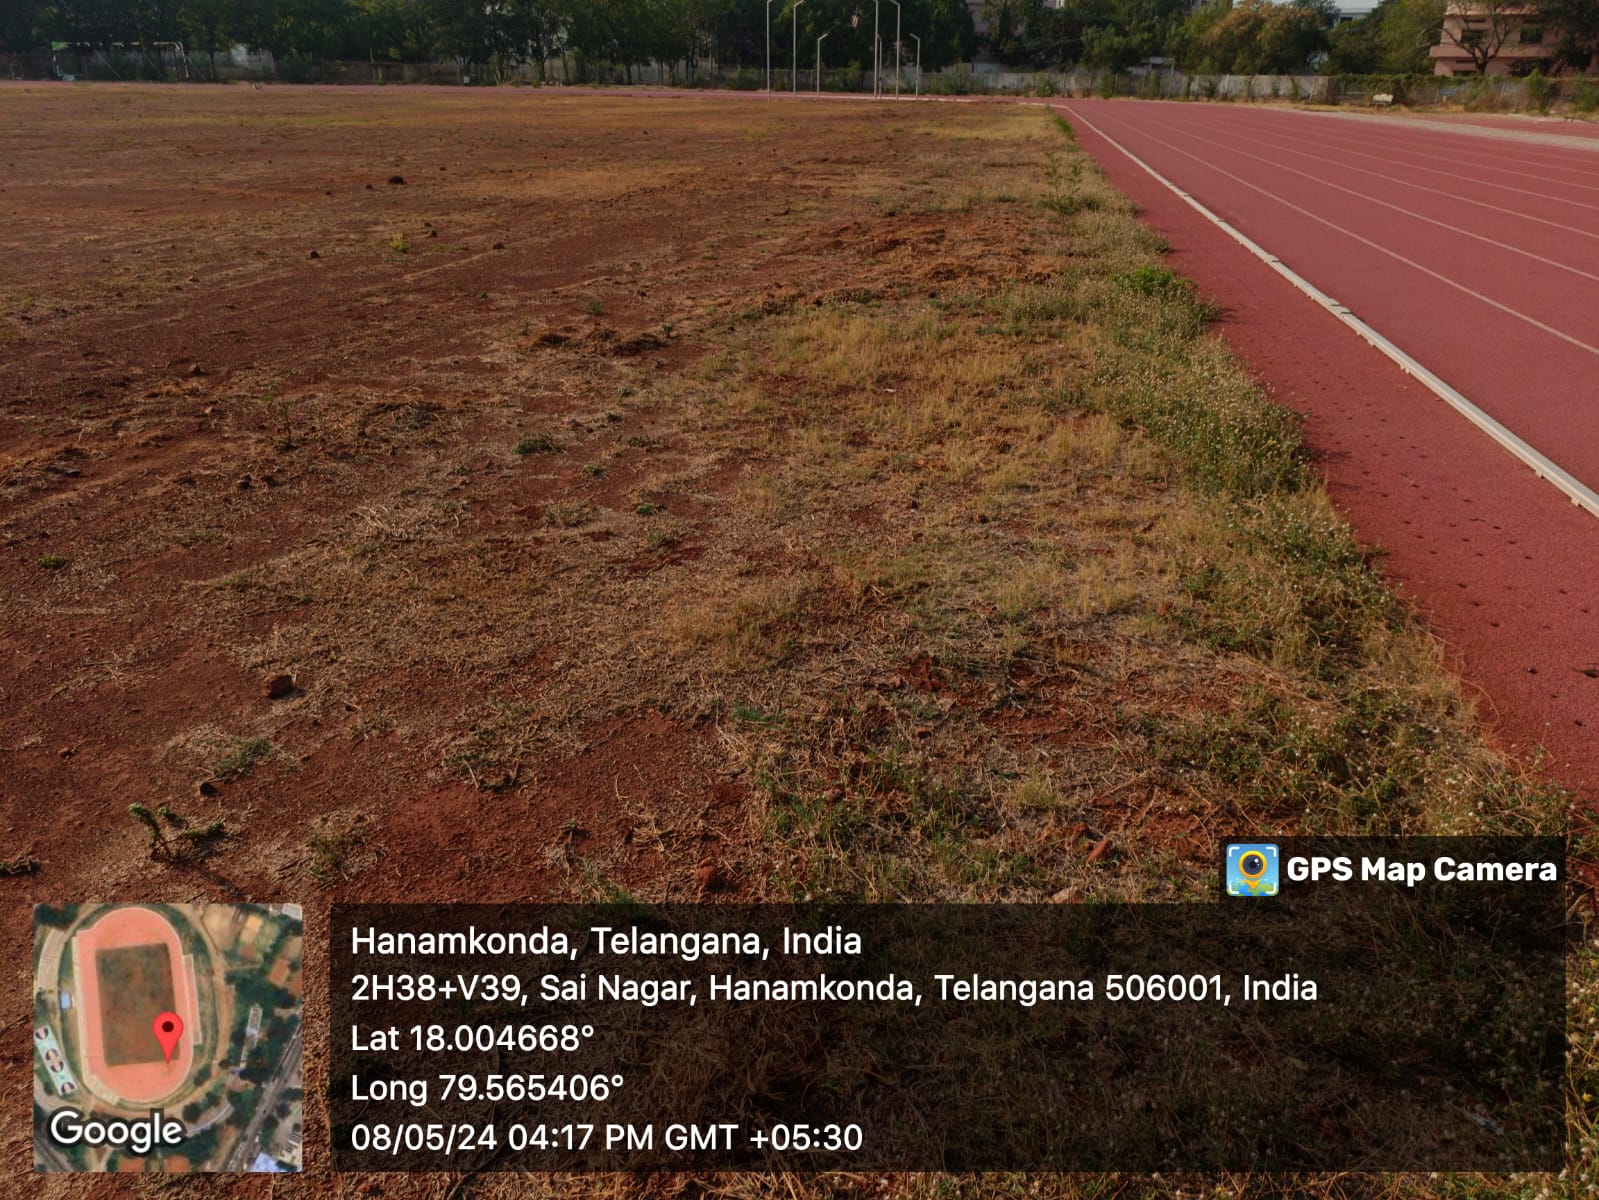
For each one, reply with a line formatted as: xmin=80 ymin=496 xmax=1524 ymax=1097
xmin=33 ymin=903 xmax=302 ymax=1173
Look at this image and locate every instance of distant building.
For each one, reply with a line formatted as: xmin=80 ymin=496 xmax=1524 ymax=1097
xmin=1430 ymin=2 xmax=1569 ymax=75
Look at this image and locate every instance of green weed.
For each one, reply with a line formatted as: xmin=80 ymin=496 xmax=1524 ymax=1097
xmin=210 ymin=736 xmax=275 ymax=780
xmin=514 ymin=432 xmax=561 ymax=455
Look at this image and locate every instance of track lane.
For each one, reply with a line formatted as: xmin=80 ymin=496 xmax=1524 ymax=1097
xmin=1210 ymin=124 xmax=1599 ymax=219
xmin=1096 ymin=102 xmax=1599 ymax=286
xmin=1056 ymin=98 xmax=1599 ymax=798
xmin=1064 ymin=100 xmax=1599 ymax=491
xmin=1425 ymin=113 xmax=1599 ymax=140
xmin=1145 ymin=105 xmax=1599 ymax=255
xmin=1241 ymin=112 xmax=1599 ymax=211
xmin=1261 ymin=107 xmax=1599 ymax=185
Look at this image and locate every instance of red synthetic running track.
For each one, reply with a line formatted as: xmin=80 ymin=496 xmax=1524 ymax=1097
xmin=1395 ymin=112 xmax=1599 ymax=140
xmin=1055 ymin=99 xmax=1598 ymax=800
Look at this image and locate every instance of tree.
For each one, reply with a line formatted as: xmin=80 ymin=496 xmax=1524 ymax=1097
xmin=271 ymin=0 xmax=357 ymax=56
xmin=1373 ymin=0 xmax=1445 ymax=72
xmin=1432 ymin=0 xmax=1521 ymax=74
xmin=1260 ymin=0 xmax=1335 ymax=71
xmin=44 ymin=0 xmax=124 ymax=48
xmin=423 ymin=0 xmax=491 ymax=67
xmin=919 ymin=0 xmax=977 ymax=70
xmin=1172 ymin=0 xmax=1230 ymax=71
xmin=1326 ymin=5 xmax=1385 ymax=71
xmin=980 ymin=0 xmax=1184 ymax=68
xmin=1 ymin=0 xmax=43 ymax=52
xmin=1537 ymin=0 xmax=1599 ymax=70
xmin=348 ymin=0 xmax=433 ymax=62
xmin=1178 ymin=0 xmax=1333 ymax=73
xmin=981 ymin=0 xmax=1038 ymax=63
xmin=176 ymin=0 xmax=239 ymax=55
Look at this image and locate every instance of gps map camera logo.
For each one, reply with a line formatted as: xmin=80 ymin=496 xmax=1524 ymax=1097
xmin=1226 ymin=843 xmax=1280 ymax=897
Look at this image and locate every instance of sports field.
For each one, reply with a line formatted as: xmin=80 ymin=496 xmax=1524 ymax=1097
xmin=68 ymin=905 xmax=196 ymax=1106
xmin=94 ymin=944 xmax=176 ymax=1067
xmin=2 ymin=83 xmax=1588 ymax=1194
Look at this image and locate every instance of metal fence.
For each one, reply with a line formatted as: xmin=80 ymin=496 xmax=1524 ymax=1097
xmin=4 ymin=47 xmax=1591 ymax=114
xmin=934 ymin=67 xmax=1587 ymax=112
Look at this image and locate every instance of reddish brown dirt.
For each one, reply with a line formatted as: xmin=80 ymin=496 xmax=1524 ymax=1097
xmin=1 ymin=84 xmax=1074 ymax=1195
xmin=0 ymin=87 xmax=774 ymax=913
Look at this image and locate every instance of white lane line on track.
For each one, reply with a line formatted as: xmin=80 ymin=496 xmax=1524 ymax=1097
xmin=1286 ymin=107 xmax=1599 ymax=161
xmin=1260 ymin=108 xmax=1599 ymax=193
xmin=1243 ymin=113 xmax=1599 ymax=211
xmin=1066 ymin=105 xmax=1599 ymax=359
xmin=1058 ymin=102 xmax=1599 ymax=523
xmin=1161 ymin=114 xmax=1599 ymax=243
xmin=1270 ymin=105 xmax=1599 ymax=174
xmin=1139 ymin=113 xmax=1599 ymax=282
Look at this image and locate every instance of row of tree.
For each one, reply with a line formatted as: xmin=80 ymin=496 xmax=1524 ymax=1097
xmin=986 ymin=0 xmax=1596 ymax=75
xmin=5 ymin=0 xmax=1595 ymax=77
xmin=0 ymin=0 xmax=976 ymax=74
xmin=984 ymin=0 xmax=1350 ymax=72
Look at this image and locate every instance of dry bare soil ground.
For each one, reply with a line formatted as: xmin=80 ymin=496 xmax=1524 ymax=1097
xmin=0 ymin=85 xmax=1592 ymax=1196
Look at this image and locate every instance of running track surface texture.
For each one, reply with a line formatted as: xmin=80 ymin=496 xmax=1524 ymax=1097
xmin=1054 ymin=99 xmax=1599 ymax=800
xmin=70 ymin=906 xmax=197 ymax=1106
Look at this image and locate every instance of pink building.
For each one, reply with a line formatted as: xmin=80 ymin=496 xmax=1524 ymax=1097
xmin=1430 ymin=3 xmax=1566 ymax=76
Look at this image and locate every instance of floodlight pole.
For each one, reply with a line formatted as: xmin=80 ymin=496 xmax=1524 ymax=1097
xmin=816 ymin=31 xmax=828 ymax=94
xmin=888 ymin=0 xmax=901 ymax=97
xmin=912 ymin=33 xmax=921 ymax=97
xmin=766 ymin=0 xmax=777 ymax=95
xmin=793 ymin=0 xmax=805 ymax=94
xmin=873 ymin=0 xmax=880 ymax=98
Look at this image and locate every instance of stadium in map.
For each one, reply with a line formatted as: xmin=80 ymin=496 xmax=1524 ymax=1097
xmin=33 ymin=903 xmax=303 ymax=1173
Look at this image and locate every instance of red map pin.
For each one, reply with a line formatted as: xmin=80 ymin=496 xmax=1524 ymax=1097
xmin=153 ymin=1012 xmax=183 ymax=1065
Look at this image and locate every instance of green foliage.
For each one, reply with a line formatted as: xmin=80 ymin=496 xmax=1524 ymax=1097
xmin=1541 ymin=0 xmax=1599 ymax=68
xmin=307 ymin=827 xmax=363 ymax=880
xmin=1040 ymin=148 xmax=1107 ymax=215
xmin=177 ymin=819 xmax=228 ymax=847
xmin=1176 ymin=0 xmax=1336 ymax=74
xmin=14 ymin=0 xmax=976 ymax=77
xmin=131 ymin=803 xmax=227 ymax=860
xmin=1111 ymin=264 xmax=1192 ymax=300
xmin=1524 ymin=66 xmax=1552 ymax=111
xmin=1326 ymin=0 xmax=1440 ymax=75
xmin=985 ymin=0 xmax=1192 ymax=70
xmin=210 ymin=736 xmax=275 ymax=780
xmin=129 ymin=803 xmax=165 ymax=854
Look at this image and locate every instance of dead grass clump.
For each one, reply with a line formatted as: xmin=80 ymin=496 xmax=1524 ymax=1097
xmin=667 ymin=578 xmax=814 ymax=671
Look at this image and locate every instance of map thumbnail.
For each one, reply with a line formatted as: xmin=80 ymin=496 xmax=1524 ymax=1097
xmin=34 ymin=903 xmax=303 ymax=1173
